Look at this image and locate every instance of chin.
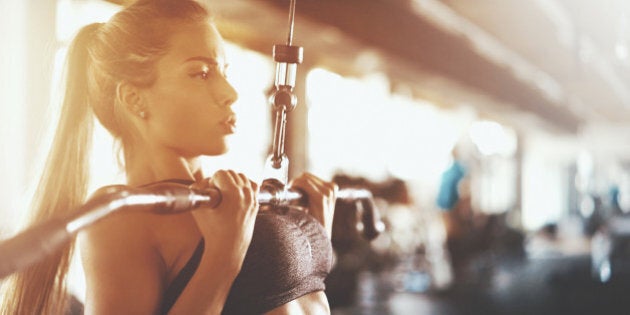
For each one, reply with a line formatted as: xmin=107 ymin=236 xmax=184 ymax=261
xmin=203 ymin=144 xmax=229 ymax=156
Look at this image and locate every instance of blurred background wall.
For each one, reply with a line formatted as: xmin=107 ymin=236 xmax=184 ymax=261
xmin=3 ymin=0 xmax=630 ymax=314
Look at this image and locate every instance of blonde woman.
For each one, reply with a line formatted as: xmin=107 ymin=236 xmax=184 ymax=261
xmin=1 ymin=0 xmax=337 ymax=314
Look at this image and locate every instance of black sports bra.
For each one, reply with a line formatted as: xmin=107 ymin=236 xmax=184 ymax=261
xmin=159 ymin=185 xmax=333 ymax=314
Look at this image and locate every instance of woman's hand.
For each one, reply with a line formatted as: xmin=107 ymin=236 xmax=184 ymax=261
xmin=289 ymin=173 xmax=338 ymax=239
xmin=190 ymin=170 xmax=259 ymax=270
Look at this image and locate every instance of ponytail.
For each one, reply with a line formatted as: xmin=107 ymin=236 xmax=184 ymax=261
xmin=0 ymin=22 xmax=102 ymax=315
xmin=0 ymin=0 xmax=212 ymax=312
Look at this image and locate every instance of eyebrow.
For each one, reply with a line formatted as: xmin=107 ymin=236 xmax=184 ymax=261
xmin=183 ymin=56 xmax=220 ymax=65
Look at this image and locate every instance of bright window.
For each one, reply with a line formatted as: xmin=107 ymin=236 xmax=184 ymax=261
xmin=306 ymin=67 xmax=475 ymax=205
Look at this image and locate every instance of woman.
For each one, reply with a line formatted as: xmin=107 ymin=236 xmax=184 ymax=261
xmin=0 ymin=0 xmax=337 ymax=314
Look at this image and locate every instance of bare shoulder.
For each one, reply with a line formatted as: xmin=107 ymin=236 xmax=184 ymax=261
xmin=78 ymin=210 xmax=171 ymax=312
xmin=80 ymin=184 xmax=186 ymax=250
xmin=78 ymin=184 xmax=201 ymax=290
xmin=79 ymin=185 xmax=156 ymax=247
xmin=78 ymin=205 xmax=201 ymax=282
xmin=78 ymin=210 xmax=165 ymax=271
xmin=80 ymin=209 xmax=153 ymax=242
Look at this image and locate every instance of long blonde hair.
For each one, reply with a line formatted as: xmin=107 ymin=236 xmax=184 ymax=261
xmin=0 ymin=0 xmax=209 ymax=313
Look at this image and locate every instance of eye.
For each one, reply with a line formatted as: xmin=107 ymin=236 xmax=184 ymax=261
xmin=192 ymin=70 xmax=210 ymax=80
xmin=190 ymin=64 xmax=212 ymax=81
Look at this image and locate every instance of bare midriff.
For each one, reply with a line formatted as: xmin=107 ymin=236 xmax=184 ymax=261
xmin=264 ymin=291 xmax=330 ymax=315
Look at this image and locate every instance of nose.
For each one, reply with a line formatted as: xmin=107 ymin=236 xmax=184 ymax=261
xmin=220 ymin=80 xmax=238 ymax=108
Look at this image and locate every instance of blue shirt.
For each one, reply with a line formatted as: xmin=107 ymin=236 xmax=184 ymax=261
xmin=436 ymin=160 xmax=466 ymax=211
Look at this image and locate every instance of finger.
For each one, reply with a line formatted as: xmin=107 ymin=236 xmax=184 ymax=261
xmin=249 ymin=178 xmax=259 ymax=192
xmin=294 ymin=176 xmax=323 ymax=196
xmin=228 ymin=170 xmax=250 ymax=187
xmin=212 ymin=170 xmax=238 ymax=190
xmin=225 ymin=170 xmax=242 ymax=185
xmin=237 ymin=172 xmax=250 ymax=187
xmin=325 ymin=181 xmax=339 ymax=198
xmin=304 ymin=172 xmax=332 ymax=186
xmin=190 ymin=177 xmax=213 ymax=190
xmin=241 ymin=178 xmax=256 ymax=204
xmin=249 ymin=179 xmax=260 ymax=206
xmin=298 ymin=173 xmax=333 ymax=192
xmin=305 ymin=175 xmax=331 ymax=192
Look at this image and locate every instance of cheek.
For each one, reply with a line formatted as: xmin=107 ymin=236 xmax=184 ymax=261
xmin=148 ymin=88 xmax=227 ymax=154
xmin=154 ymin=100 xmax=210 ymax=138
xmin=150 ymin=84 xmax=204 ymax=126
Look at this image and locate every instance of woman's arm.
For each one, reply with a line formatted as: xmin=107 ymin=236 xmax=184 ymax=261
xmin=79 ymin=213 xmax=166 ymax=314
xmin=80 ymin=170 xmax=259 ymax=314
xmin=170 ymin=170 xmax=259 ymax=314
xmin=165 ymin=239 xmax=240 ymax=314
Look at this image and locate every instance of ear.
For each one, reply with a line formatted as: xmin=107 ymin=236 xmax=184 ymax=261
xmin=116 ymin=81 xmax=148 ymax=119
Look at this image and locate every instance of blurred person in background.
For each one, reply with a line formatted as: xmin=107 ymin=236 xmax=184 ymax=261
xmin=437 ymin=145 xmax=472 ymax=244
xmin=0 ymin=0 xmax=338 ymax=314
xmin=436 ymin=144 xmax=481 ymax=283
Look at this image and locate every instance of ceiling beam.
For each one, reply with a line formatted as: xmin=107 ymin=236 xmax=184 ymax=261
xmin=255 ymin=0 xmax=582 ymax=132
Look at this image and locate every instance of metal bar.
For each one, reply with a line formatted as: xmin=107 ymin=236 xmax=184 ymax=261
xmin=287 ymin=0 xmax=296 ymax=45
xmin=0 ymin=181 xmax=375 ymax=279
xmin=271 ymin=109 xmax=287 ymax=168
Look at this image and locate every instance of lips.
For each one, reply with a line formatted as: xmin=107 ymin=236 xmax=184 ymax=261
xmin=222 ymin=115 xmax=237 ymax=134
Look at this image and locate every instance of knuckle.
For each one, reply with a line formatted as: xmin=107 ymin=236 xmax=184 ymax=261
xmin=329 ymin=182 xmax=339 ymax=191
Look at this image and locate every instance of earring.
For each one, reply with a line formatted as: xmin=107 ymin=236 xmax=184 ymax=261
xmin=138 ymin=111 xmax=147 ymax=119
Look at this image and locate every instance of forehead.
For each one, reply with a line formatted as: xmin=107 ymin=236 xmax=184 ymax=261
xmin=161 ymin=22 xmax=226 ymax=65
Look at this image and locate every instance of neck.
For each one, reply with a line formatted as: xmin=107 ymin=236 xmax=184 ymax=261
xmin=123 ymin=141 xmax=202 ymax=187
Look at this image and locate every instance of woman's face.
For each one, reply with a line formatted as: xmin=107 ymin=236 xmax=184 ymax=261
xmin=141 ymin=22 xmax=238 ymax=158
